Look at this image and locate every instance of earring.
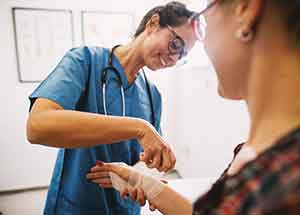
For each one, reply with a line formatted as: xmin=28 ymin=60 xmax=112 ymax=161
xmin=235 ymin=28 xmax=253 ymax=42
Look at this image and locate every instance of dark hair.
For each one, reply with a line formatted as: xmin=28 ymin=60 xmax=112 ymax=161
xmin=274 ymin=0 xmax=300 ymax=43
xmin=134 ymin=1 xmax=195 ymax=38
xmin=221 ymin=0 xmax=300 ymax=44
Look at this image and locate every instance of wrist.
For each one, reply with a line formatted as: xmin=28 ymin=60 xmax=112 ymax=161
xmin=133 ymin=118 xmax=151 ymax=140
xmin=128 ymin=171 xmax=166 ymax=200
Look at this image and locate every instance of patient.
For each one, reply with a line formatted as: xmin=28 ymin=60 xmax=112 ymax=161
xmin=87 ymin=0 xmax=300 ymax=214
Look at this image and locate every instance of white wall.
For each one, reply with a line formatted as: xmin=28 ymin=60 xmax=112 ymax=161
xmin=0 ymin=0 xmax=250 ymax=191
xmin=0 ymin=0 xmax=158 ymax=191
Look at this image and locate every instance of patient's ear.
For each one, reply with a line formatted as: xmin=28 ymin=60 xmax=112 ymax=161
xmin=234 ymin=0 xmax=265 ymax=41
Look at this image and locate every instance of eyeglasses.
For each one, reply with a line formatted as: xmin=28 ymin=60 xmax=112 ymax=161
xmin=189 ymin=0 xmax=219 ymax=41
xmin=166 ymin=25 xmax=188 ymax=60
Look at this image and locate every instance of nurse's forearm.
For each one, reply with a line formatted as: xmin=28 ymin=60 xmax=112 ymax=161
xmin=150 ymin=185 xmax=193 ymax=215
xmin=27 ymin=109 xmax=148 ymax=148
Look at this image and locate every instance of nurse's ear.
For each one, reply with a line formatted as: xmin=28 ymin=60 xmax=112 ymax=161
xmin=145 ymin=14 xmax=160 ymax=35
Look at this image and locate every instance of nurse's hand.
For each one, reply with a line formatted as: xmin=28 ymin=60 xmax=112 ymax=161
xmin=138 ymin=122 xmax=176 ymax=172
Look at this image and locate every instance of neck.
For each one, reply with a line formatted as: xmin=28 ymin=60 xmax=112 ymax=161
xmin=113 ymin=38 xmax=145 ymax=84
xmin=246 ymin=31 xmax=300 ymax=154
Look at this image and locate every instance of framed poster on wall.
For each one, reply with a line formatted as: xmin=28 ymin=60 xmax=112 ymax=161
xmin=81 ymin=11 xmax=135 ymax=48
xmin=12 ymin=8 xmax=74 ymax=83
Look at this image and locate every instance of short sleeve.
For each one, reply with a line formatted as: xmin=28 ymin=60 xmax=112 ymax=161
xmin=29 ymin=47 xmax=91 ymax=111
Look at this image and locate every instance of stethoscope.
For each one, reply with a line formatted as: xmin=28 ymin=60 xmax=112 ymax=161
xmin=101 ymin=45 xmax=155 ymax=124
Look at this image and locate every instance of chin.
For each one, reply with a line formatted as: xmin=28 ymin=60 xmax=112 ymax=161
xmin=146 ymin=61 xmax=162 ymax=71
xmin=147 ymin=65 xmax=159 ymax=71
xmin=218 ymin=86 xmax=242 ymax=100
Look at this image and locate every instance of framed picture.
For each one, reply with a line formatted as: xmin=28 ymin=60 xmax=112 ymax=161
xmin=12 ymin=8 xmax=74 ymax=83
xmin=81 ymin=10 xmax=135 ymax=48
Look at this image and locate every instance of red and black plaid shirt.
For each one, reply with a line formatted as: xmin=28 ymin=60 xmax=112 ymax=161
xmin=193 ymin=127 xmax=300 ymax=215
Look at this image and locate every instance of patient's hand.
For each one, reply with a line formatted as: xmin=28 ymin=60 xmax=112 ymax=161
xmin=120 ymin=186 xmax=147 ymax=206
xmin=86 ymin=161 xmax=130 ymax=188
xmin=86 ymin=161 xmax=167 ymax=211
xmin=120 ymin=179 xmax=169 ymax=211
xmin=87 ymin=161 xmax=148 ymax=205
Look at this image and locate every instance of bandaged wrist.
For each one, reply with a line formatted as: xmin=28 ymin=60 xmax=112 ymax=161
xmin=109 ymin=163 xmax=166 ymax=201
xmin=128 ymin=170 xmax=166 ymax=200
xmin=109 ymin=163 xmax=129 ymax=192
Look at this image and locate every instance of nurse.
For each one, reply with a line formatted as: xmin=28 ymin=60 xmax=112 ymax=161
xmin=26 ymin=1 xmax=197 ymax=215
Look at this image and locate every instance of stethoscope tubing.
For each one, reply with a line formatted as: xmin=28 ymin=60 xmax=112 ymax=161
xmin=101 ymin=45 xmax=154 ymax=124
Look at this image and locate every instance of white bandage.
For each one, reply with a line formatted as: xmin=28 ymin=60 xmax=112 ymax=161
xmin=128 ymin=170 xmax=166 ymax=200
xmin=109 ymin=172 xmax=128 ymax=192
xmin=109 ymin=163 xmax=130 ymax=192
xmin=109 ymin=163 xmax=166 ymax=201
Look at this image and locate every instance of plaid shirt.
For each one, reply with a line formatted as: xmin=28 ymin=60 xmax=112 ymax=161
xmin=193 ymin=127 xmax=300 ymax=215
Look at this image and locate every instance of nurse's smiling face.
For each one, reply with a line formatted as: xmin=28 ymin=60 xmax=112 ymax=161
xmin=141 ymin=14 xmax=197 ymax=70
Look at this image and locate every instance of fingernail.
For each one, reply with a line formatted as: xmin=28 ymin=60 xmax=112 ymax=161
xmin=96 ymin=160 xmax=104 ymax=165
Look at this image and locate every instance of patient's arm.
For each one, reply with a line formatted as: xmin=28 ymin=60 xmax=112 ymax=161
xmin=143 ymin=182 xmax=192 ymax=215
xmin=87 ymin=161 xmax=192 ymax=215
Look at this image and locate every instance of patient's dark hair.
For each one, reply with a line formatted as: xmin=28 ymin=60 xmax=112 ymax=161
xmin=221 ymin=0 xmax=300 ymax=44
xmin=274 ymin=0 xmax=300 ymax=43
xmin=134 ymin=1 xmax=195 ymax=37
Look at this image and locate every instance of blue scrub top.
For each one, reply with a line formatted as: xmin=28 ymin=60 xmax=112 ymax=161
xmin=29 ymin=46 xmax=162 ymax=215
